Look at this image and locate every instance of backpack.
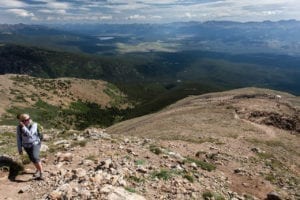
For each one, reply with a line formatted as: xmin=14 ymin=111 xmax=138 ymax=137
xmin=29 ymin=122 xmax=44 ymax=141
xmin=37 ymin=123 xmax=44 ymax=141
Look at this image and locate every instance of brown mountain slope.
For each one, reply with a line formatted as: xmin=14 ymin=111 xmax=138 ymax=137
xmin=108 ymin=87 xmax=299 ymax=138
xmin=0 ymin=74 xmax=127 ymax=127
xmin=107 ymin=87 xmax=300 ymax=198
xmin=0 ymin=87 xmax=299 ymax=199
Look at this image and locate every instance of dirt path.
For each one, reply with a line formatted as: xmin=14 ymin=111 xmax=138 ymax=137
xmin=241 ymin=119 xmax=277 ymax=138
xmin=0 ymin=168 xmax=37 ymax=200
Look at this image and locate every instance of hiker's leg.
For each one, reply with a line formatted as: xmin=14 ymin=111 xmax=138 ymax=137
xmin=24 ymin=147 xmax=35 ymax=163
xmin=32 ymin=143 xmax=42 ymax=172
xmin=33 ymin=162 xmax=42 ymax=172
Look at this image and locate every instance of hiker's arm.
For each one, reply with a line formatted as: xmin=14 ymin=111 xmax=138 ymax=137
xmin=16 ymin=126 xmax=22 ymax=154
xmin=21 ymin=123 xmax=38 ymax=138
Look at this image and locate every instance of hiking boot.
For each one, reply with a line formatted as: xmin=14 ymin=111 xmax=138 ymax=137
xmin=33 ymin=171 xmax=43 ymax=180
xmin=33 ymin=170 xmax=40 ymax=178
xmin=36 ymin=172 xmax=43 ymax=180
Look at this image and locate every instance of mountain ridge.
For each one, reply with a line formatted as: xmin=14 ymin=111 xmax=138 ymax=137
xmin=108 ymin=87 xmax=300 ymax=136
xmin=0 ymin=74 xmax=128 ymax=129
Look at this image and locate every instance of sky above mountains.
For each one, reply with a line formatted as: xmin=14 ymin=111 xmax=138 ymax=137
xmin=0 ymin=0 xmax=299 ymax=24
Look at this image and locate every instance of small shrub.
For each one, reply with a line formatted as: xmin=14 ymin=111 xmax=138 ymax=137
xmin=21 ymin=155 xmax=31 ymax=165
xmin=125 ymin=187 xmax=136 ymax=193
xmin=202 ymin=191 xmax=213 ymax=199
xmin=149 ymin=145 xmax=162 ymax=155
xmin=86 ymin=155 xmax=97 ymax=162
xmin=127 ymin=175 xmax=145 ymax=183
xmin=265 ymin=158 xmax=284 ymax=170
xmin=78 ymin=140 xmax=87 ymax=147
xmin=195 ymin=151 xmax=206 ymax=157
xmin=183 ymin=173 xmax=194 ymax=183
xmin=151 ymin=169 xmax=173 ymax=180
xmin=257 ymin=152 xmax=273 ymax=160
xmin=135 ymin=159 xmax=145 ymax=166
xmin=185 ymin=157 xmax=216 ymax=172
xmin=202 ymin=191 xmax=225 ymax=200
xmin=244 ymin=194 xmax=255 ymax=200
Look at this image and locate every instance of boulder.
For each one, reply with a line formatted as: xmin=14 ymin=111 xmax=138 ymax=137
xmin=101 ymin=185 xmax=146 ymax=200
xmin=56 ymin=152 xmax=73 ymax=162
xmin=40 ymin=144 xmax=49 ymax=152
xmin=267 ymin=192 xmax=281 ymax=200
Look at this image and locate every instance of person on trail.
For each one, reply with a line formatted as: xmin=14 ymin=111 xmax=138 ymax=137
xmin=16 ymin=113 xmax=43 ymax=180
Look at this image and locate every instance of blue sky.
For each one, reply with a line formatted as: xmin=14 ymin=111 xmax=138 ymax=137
xmin=0 ymin=0 xmax=299 ymax=24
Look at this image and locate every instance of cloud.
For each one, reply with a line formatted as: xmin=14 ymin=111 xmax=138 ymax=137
xmin=47 ymin=1 xmax=70 ymax=10
xmin=128 ymin=14 xmax=146 ymax=20
xmin=151 ymin=15 xmax=162 ymax=19
xmin=1 ymin=0 xmax=300 ymax=23
xmin=0 ymin=0 xmax=26 ymax=8
xmin=7 ymin=8 xmax=34 ymax=17
xmin=39 ymin=9 xmax=67 ymax=14
xmin=184 ymin=12 xmax=196 ymax=18
xmin=99 ymin=15 xmax=113 ymax=20
xmin=44 ymin=14 xmax=113 ymax=22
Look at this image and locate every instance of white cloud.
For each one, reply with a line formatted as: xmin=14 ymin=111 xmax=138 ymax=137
xmin=47 ymin=1 xmax=70 ymax=10
xmin=7 ymin=9 xmax=34 ymax=17
xmin=0 ymin=0 xmax=26 ymax=8
xmin=128 ymin=14 xmax=146 ymax=20
xmin=151 ymin=15 xmax=162 ymax=19
xmin=99 ymin=15 xmax=113 ymax=20
xmin=261 ymin=10 xmax=282 ymax=16
xmin=31 ymin=16 xmax=40 ymax=21
xmin=110 ymin=4 xmax=149 ymax=11
xmin=184 ymin=12 xmax=196 ymax=18
xmin=1 ymin=0 xmax=300 ymax=23
xmin=39 ymin=9 xmax=67 ymax=15
xmin=44 ymin=14 xmax=113 ymax=22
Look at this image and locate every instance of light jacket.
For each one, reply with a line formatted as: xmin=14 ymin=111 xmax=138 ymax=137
xmin=17 ymin=122 xmax=39 ymax=151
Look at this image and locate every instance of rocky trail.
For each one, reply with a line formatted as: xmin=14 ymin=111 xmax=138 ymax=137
xmin=0 ymin=127 xmax=298 ymax=200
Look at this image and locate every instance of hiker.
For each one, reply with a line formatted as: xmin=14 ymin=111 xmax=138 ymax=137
xmin=16 ymin=113 xmax=43 ymax=180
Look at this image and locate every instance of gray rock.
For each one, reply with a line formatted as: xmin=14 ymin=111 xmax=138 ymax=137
xmin=267 ymin=192 xmax=281 ymax=200
xmin=251 ymin=147 xmax=264 ymax=154
xmin=56 ymin=152 xmax=73 ymax=162
xmin=168 ymin=152 xmax=184 ymax=160
xmin=190 ymin=162 xmax=197 ymax=169
xmin=81 ymin=159 xmax=95 ymax=166
xmin=98 ymin=158 xmax=113 ymax=169
xmin=79 ymin=189 xmax=91 ymax=199
xmin=136 ymin=166 xmax=147 ymax=174
xmin=42 ymin=134 xmax=51 ymax=141
xmin=234 ymin=168 xmax=246 ymax=175
xmin=53 ymin=140 xmax=70 ymax=146
xmin=75 ymin=136 xmax=85 ymax=141
xmin=85 ymin=128 xmax=111 ymax=139
xmin=175 ymin=164 xmax=184 ymax=171
xmin=40 ymin=144 xmax=49 ymax=152
xmin=18 ymin=185 xmax=31 ymax=193
xmin=58 ymin=183 xmax=73 ymax=199
xmin=73 ymin=168 xmax=87 ymax=178
xmin=49 ymin=190 xmax=62 ymax=200
xmin=101 ymin=185 xmax=146 ymax=200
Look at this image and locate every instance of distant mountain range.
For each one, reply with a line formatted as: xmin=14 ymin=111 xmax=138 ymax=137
xmin=2 ymin=20 xmax=300 ymax=55
xmin=1 ymin=20 xmax=300 ymax=55
xmin=1 ymin=21 xmax=300 ymax=118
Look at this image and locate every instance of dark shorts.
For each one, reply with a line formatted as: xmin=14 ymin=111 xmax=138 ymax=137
xmin=24 ymin=143 xmax=41 ymax=163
